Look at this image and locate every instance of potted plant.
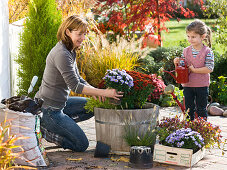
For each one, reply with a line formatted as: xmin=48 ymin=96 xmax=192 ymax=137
xmin=84 ymin=69 xmax=165 ymax=153
xmin=123 ymin=123 xmax=157 ymax=169
xmin=153 ymin=116 xmax=224 ymax=167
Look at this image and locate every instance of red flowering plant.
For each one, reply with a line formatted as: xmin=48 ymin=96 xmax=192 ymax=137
xmin=147 ymin=74 xmax=166 ymax=103
xmin=124 ymin=70 xmax=156 ymax=109
xmin=156 ymin=116 xmax=226 ymax=154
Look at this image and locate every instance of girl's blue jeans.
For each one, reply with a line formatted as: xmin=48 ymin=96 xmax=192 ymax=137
xmin=183 ymin=87 xmax=208 ymax=121
xmin=40 ymin=96 xmax=93 ymax=152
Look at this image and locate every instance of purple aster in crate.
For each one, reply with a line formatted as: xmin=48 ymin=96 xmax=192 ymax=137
xmin=164 ymin=128 xmax=205 ymax=153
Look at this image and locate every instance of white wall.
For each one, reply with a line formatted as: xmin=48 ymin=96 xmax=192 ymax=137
xmin=9 ymin=19 xmax=24 ymax=96
xmin=0 ymin=0 xmax=10 ymax=101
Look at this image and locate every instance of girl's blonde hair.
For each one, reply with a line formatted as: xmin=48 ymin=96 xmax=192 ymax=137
xmin=186 ymin=19 xmax=212 ymax=48
xmin=57 ymin=15 xmax=88 ymax=50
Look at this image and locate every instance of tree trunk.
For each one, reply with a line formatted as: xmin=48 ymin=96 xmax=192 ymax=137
xmin=156 ymin=0 xmax=161 ymax=46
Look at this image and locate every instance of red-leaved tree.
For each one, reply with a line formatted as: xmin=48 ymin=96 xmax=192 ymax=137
xmin=94 ymin=0 xmax=204 ymax=45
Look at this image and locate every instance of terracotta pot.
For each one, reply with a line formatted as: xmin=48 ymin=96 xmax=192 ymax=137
xmin=141 ymin=35 xmax=162 ymax=48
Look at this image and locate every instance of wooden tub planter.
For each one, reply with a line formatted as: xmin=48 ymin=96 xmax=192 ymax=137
xmin=153 ymin=144 xmax=206 ymax=167
xmin=94 ymin=103 xmax=159 ymax=154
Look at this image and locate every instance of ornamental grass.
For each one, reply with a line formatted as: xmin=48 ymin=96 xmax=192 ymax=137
xmin=75 ymin=33 xmax=145 ymax=88
xmin=123 ymin=124 xmax=156 ymax=149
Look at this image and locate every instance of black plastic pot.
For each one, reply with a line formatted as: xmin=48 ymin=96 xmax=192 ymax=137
xmin=129 ymin=146 xmax=153 ymax=169
xmin=94 ymin=141 xmax=110 ymax=158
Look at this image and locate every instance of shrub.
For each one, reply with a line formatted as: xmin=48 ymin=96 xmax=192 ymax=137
xmin=137 ymin=46 xmax=184 ymax=87
xmin=178 ymin=39 xmax=190 ymax=48
xmin=173 ymin=86 xmax=184 ymax=104
xmin=15 ymin=0 xmax=62 ymax=97
xmin=205 ymin=0 xmax=227 ymax=46
xmin=210 ymin=76 xmax=227 ymax=105
xmin=208 ymin=50 xmax=226 ymax=105
xmin=211 ymin=50 xmax=227 ymax=81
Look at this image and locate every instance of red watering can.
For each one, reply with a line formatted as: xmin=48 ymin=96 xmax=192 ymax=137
xmin=163 ymin=59 xmax=189 ymax=84
xmin=163 ymin=60 xmax=199 ymax=119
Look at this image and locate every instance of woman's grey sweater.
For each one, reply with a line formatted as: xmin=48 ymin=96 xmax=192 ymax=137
xmin=35 ymin=42 xmax=87 ymax=109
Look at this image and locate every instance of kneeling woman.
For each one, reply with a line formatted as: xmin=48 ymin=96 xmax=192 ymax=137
xmin=35 ymin=15 xmax=123 ymax=152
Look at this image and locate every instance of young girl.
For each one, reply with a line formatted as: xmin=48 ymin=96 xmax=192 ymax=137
xmin=174 ymin=19 xmax=214 ymax=121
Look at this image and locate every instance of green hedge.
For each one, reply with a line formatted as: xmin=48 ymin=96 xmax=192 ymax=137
xmin=211 ymin=51 xmax=227 ymax=80
xmin=15 ymin=0 xmax=61 ymax=97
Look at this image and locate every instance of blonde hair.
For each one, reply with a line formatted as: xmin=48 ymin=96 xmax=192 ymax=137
xmin=186 ymin=19 xmax=212 ymax=48
xmin=57 ymin=15 xmax=88 ymax=50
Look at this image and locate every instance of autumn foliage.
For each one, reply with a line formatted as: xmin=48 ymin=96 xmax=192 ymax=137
xmin=57 ymin=0 xmax=97 ymax=18
xmin=8 ymin=0 xmax=97 ymax=23
xmin=8 ymin=0 xmax=29 ymax=23
xmin=8 ymin=0 xmax=205 ymax=45
xmin=94 ymin=0 xmax=203 ymax=43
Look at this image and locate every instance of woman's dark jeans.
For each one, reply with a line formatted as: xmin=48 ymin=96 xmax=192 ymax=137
xmin=40 ymin=97 xmax=94 ymax=152
xmin=183 ymin=87 xmax=209 ymax=121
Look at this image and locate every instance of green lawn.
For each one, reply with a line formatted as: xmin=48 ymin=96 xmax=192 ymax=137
xmin=162 ymin=19 xmax=225 ymax=54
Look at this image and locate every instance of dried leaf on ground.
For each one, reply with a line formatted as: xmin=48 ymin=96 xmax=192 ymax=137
xmin=111 ymin=156 xmax=129 ymax=162
xmin=66 ymin=158 xmax=83 ymax=161
xmin=85 ymin=166 xmax=103 ymax=169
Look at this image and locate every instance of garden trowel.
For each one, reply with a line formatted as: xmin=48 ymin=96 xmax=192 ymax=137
xmin=27 ymin=75 xmax=38 ymax=96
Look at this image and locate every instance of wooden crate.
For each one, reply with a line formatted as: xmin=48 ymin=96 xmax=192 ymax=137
xmin=153 ymin=144 xmax=205 ymax=167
